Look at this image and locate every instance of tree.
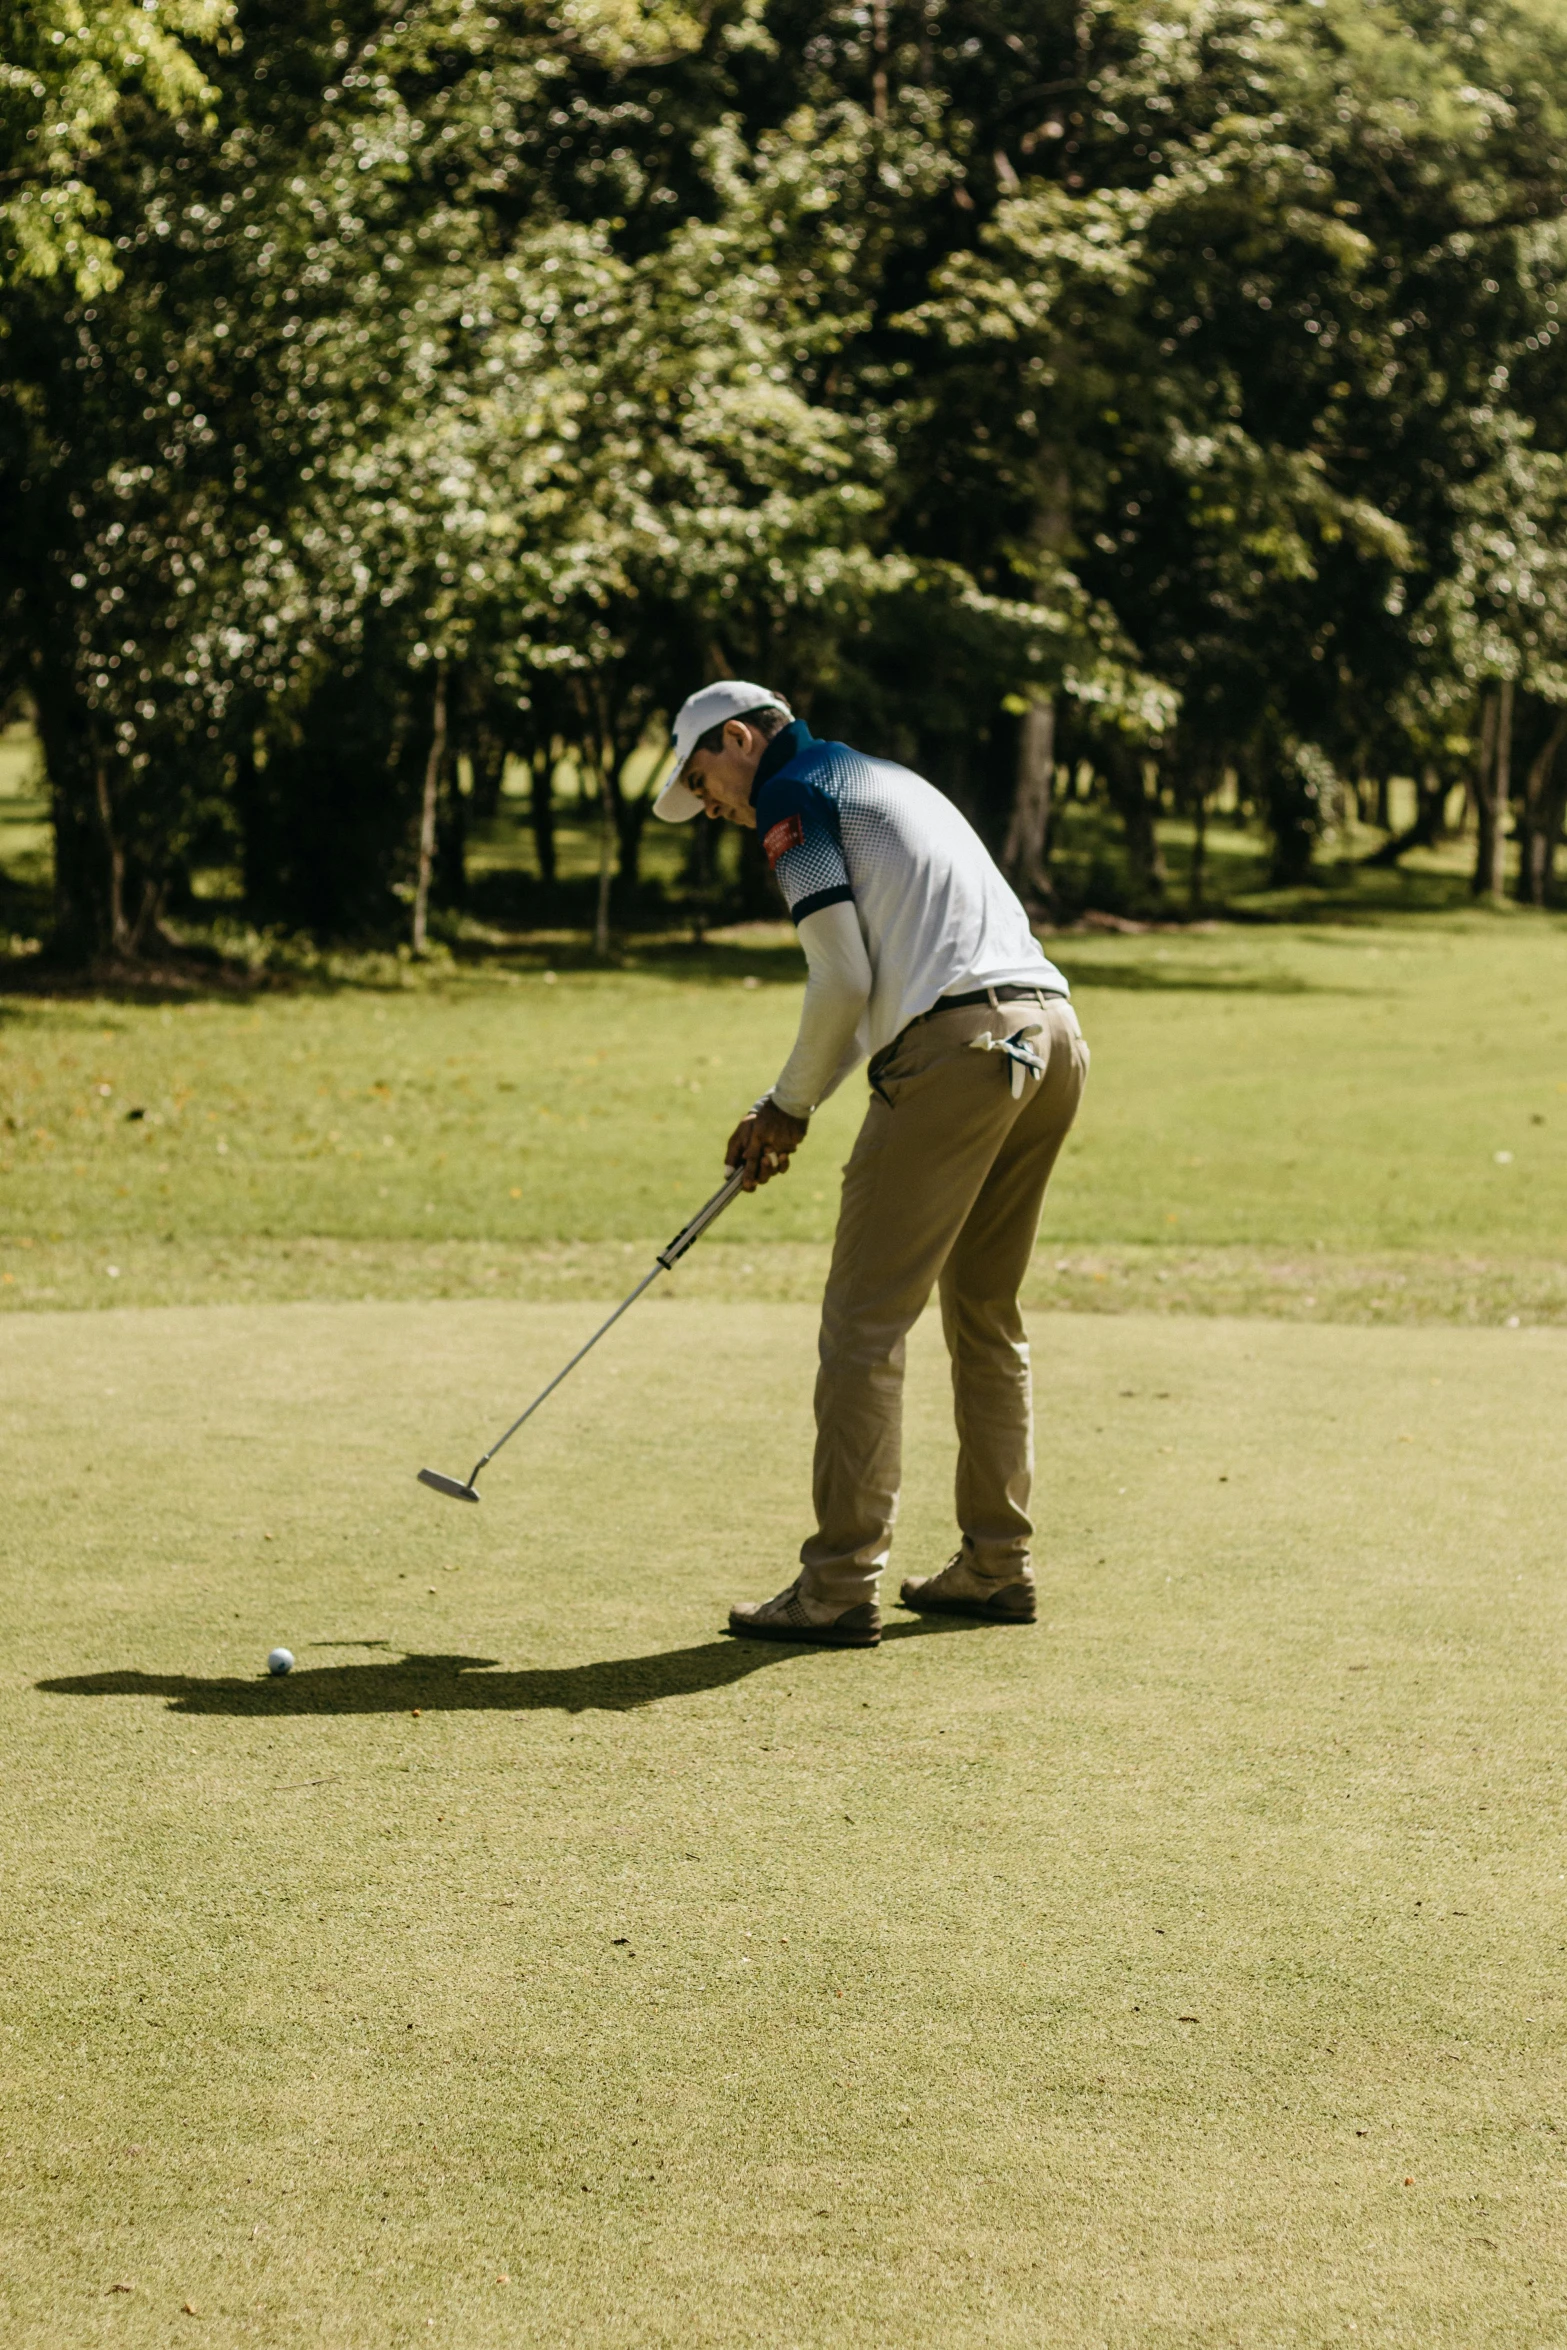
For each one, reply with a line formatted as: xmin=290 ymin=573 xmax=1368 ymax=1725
xmin=7 ymin=0 xmax=1567 ymax=954
xmin=0 ymin=0 xmax=230 ymax=299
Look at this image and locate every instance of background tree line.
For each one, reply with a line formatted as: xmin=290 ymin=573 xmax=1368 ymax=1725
xmin=4 ymin=0 xmax=1567 ymax=960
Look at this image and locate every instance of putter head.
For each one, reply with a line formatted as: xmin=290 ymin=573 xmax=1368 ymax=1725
xmin=417 ymin=1468 xmax=481 ymax=1504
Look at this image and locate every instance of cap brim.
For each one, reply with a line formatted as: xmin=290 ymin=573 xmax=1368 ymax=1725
xmin=654 ymin=773 xmax=704 ymax=823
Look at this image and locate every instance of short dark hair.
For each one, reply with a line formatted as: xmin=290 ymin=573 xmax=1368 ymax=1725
xmin=692 ymin=703 xmax=791 ymax=758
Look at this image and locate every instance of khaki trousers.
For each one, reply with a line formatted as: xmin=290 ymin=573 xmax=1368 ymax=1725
xmin=799 ymin=994 xmax=1089 ymax=1610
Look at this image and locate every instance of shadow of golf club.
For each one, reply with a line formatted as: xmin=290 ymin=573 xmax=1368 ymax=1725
xmin=36 ymin=1619 xmax=978 ymax=1717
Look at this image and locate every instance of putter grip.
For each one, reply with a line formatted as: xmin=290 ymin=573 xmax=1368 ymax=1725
xmin=656 ymin=1165 xmax=747 ymax=1269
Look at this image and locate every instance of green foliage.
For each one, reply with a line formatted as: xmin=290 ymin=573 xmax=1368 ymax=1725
xmin=0 ymin=0 xmax=230 ymax=297
xmin=4 ymin=0 xmax=1567 ymax=949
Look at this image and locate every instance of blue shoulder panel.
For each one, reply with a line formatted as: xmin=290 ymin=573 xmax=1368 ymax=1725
xmin=755 ymin=762 xmax=853 ymax=925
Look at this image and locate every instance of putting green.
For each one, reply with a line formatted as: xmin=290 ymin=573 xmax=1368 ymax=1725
xmin=3 ymin=1299 xmax=1564 ymax=2346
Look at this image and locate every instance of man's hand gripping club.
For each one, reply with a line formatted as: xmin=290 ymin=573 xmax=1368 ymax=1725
xmin=725 ymin=1098 xmax=809 ymax=1190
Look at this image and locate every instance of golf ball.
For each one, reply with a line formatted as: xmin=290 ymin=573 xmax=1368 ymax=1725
xmin=267 ymin=1647 xmax=294 ymax=1677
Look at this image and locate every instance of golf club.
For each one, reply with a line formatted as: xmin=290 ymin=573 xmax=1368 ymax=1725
xmin=417 ymin=1160 xmax=750 ymax=1503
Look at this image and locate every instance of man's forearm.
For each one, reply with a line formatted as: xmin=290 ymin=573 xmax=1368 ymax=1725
xmin=769 ymin=900 xmax=873 ymax=1118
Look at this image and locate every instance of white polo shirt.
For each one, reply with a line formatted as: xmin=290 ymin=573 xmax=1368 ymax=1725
xmin=753 ymin=724 xmax=1069 ymax=1117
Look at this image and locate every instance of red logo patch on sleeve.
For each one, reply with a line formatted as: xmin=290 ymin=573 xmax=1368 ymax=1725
xmin=763 ymin=815 xmax=804 ymax=870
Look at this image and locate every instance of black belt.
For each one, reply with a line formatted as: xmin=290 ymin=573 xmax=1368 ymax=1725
xmin=925 ymin=984 xmax=1059 ymax=1020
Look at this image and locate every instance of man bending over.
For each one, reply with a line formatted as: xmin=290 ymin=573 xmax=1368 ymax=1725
xmin=656 ymin=681 xmax=1089 ymax=1649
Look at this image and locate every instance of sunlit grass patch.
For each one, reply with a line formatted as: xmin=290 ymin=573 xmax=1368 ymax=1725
xmin=2 ymin=915 xmax=1564 ymax=1310
xmin=2 ymin=1300 xmax=1564 ymax=2343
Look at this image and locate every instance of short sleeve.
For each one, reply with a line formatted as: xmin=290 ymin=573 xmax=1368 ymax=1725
xmin=756 ymin=774 xmax=854 ymax=924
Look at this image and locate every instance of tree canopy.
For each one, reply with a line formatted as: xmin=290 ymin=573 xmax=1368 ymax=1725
xmin=4 ymin=0 xmax=1567 ymax=955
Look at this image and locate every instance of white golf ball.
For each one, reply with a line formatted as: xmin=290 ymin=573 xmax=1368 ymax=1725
xmin=267 ymin=1647 xmax=295 ymax=1677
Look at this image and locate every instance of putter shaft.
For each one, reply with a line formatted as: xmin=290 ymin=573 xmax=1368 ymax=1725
xmin=419 ymin=1163 xmax=747 ymax=1501
xmin=464 ymin=1258 xmax=665 ymax=1484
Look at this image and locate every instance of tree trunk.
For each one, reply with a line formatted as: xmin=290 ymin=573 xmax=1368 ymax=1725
xmin=31 ymin=663 xmax=113 ymax=962
xmin=684 ymin=814 xmax=715 ymax=943
xmin=126 ymin=876 xmax=165 ymax=955
xmin=1002 ymin=699 xmax=1058 ymax=915
xmin=529 ymin=747 xmax=557 ymax=887
xmin=1001 ymin=473 xmax=1071 ymax=902
xmin=436 ymin=671 xmax=467 ymax=909
xmin=50 ymin=775 xmax=111 ymax=960
xmin=1470 ymin=686 xmax=1499 ymax=898
xmin=235 ymin=729 xmax=264 ymax=912
xmin=1364 ymin=762 xmax=1451 ymax=868
xmin=92 ymin=753 xmax=131 ymax=957
xmin=1515 ymin=709 xmax=1567 ymax=906
xmin=468 ymin=722 xmax=506 ymax=822
xmin=1260 ymin=736 xmax=1318 ymax=887
xmin=411 ymin=661 xmax=447 ymax=955
xmin=593 ymin=771 xmax=615 ymax=957
xmin=684 ymin=812 xmax=714 ymax=890
xmin=1104 ymin=741 xmax=1167 ymax=903
xmin=436 ymin=762 xmax=466 ymax=908
xmin=1422 ymin=764 xmax=1452 ymax=844
xmin=614 ymin=773 xmax=651 ymax=896
xmin=1188 ymin=785 xmax=1208 ymax=914
xmin=1545 ymin=774 xmax=1567 ymax=905
xmin=1488 ymin=678 xmax=1513 ymax=902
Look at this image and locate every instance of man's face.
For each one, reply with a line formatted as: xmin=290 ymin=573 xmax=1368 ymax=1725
xmin=682 ymin=718 xmax=768 ymax=829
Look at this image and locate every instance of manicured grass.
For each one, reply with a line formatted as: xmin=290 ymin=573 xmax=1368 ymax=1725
xmin=4 ymin=891 xmax=1565 ymax=2340
xmin=3 ymin=915 xmax=1566 ymax=1318
xmin=4 ymin=1298 xmax=1565 ymax=2345
xmin=5 ymin=1229 xmax=1567 ymax=1329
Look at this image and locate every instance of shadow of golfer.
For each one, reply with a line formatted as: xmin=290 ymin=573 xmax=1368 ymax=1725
xmin=35 ymin=1619 xmax=973 ymax=1717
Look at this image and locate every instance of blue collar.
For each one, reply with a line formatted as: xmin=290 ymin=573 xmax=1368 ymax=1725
xmin=751 ymin=718 xmax=817 ymax=802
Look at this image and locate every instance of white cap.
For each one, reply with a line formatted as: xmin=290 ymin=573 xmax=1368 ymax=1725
xmin=654 ymin=680 xmax=792 ymax=822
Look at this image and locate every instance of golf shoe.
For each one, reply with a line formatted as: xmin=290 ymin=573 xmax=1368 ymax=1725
xmin=899 ymin=1548 xmax=1037 ymax=1623
xmin=728 ymin=1581 xmax=881 ymax=1647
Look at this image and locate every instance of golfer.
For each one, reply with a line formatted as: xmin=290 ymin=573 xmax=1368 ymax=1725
xmin=656 ymin=682 xmax=1089 ymax=1648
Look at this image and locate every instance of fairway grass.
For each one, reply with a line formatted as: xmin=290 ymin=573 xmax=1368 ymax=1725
xmin=4 ymin=1231 xmax=1567 ymax=1327
xmin=3 ymin=918 xmax=1567 ymax=1313
xmin=3 ymin=1299 xmax=1565 ymax=2346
